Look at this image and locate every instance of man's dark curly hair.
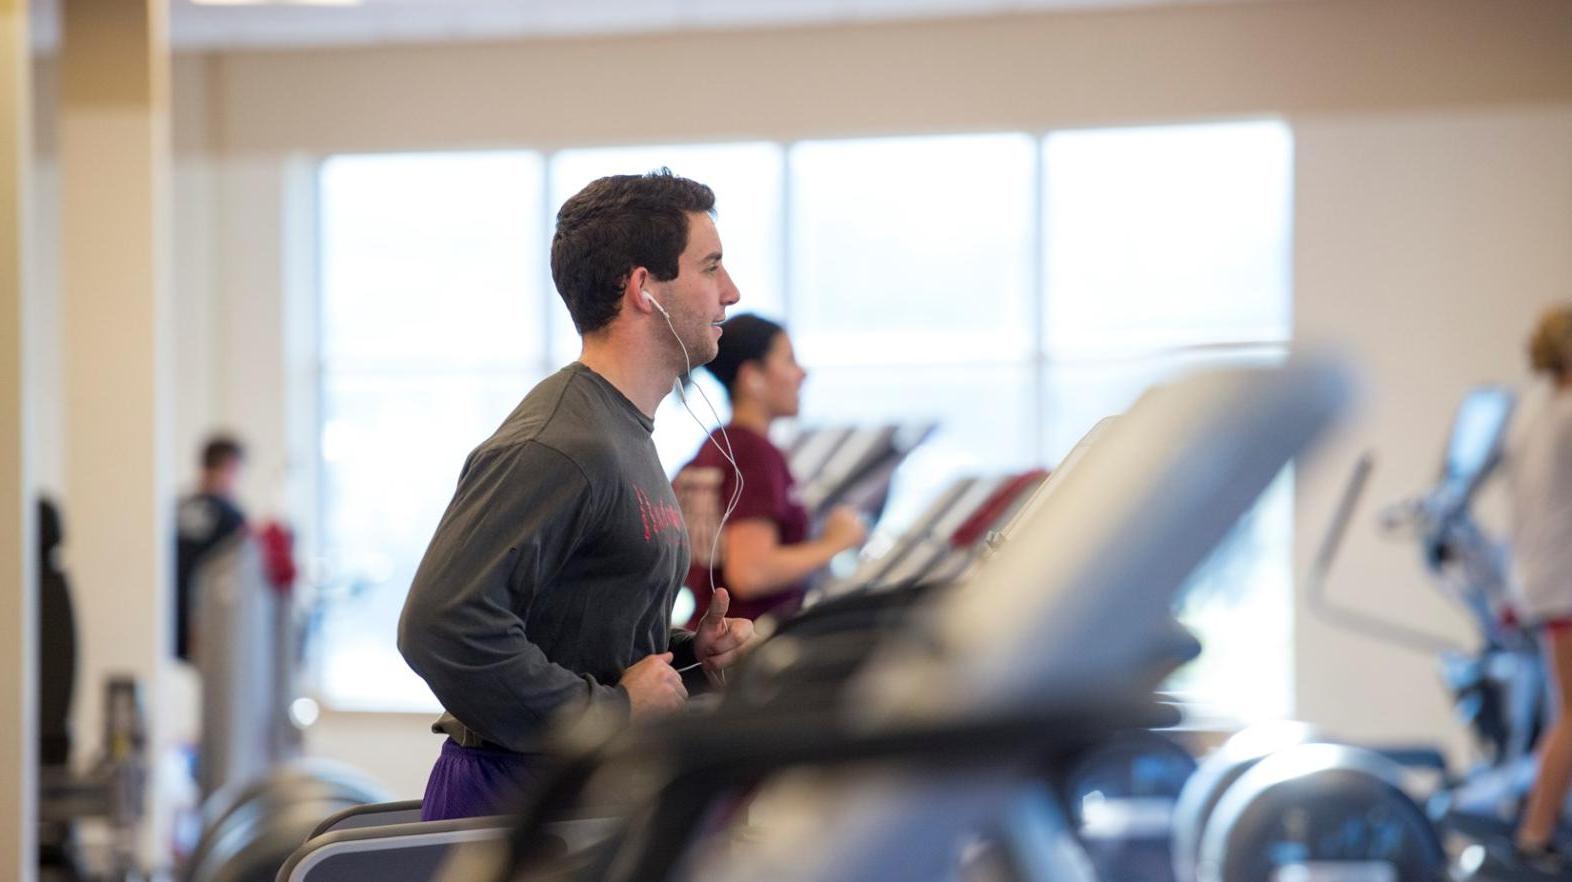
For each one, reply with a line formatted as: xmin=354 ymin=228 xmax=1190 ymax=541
xmin=550 ymin=169 xmax=716 ymax=335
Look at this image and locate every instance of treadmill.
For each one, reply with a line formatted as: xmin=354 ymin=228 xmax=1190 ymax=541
xmin=781 ymin=422 xmax=937 ymax=521
xmin=812 ymin=468 xmax=1049 ymax=602
xmin=447 ymin=356 xmax=1351 ymax=882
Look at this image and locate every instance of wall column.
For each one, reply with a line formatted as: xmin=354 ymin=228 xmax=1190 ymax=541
xmin=60 ymin=0 xmax=174 ymax=867
xmin=0 ymin=0 xmax=37 ymax=879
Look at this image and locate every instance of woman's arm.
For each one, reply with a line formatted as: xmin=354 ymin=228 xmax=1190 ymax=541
xmin=721 ymin=506 xmax=867 ymax=600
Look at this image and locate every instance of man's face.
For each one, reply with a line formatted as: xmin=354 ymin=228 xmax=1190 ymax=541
xmin=207 ymin=457 xmax=243 ymax=498
xmin=651 ymin=212 xmax=740 ymax=368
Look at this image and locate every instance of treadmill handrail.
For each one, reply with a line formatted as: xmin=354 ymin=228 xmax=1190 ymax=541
xmin=827 ymin=477 xmax=978 ymax=595
xmin=496 ymin=696 xmax=1182 ymax=882
xmin=281 ymin=815 xmax=511 ymax=882
xmin=1306 ymin=453 xmax=1465 ymax=656
xmin=308 ymin=799 xmax=425 ymax=839
xmin=949 ymin=469 xmax=1049 ymax=548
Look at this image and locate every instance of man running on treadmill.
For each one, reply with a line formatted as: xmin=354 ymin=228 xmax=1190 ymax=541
xmin=399 ymin=170 xmax=753 ymax=821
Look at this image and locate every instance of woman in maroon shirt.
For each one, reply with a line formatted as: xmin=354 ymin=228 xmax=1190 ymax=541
xmin=677 ymin=314 xmax=867 ymax=626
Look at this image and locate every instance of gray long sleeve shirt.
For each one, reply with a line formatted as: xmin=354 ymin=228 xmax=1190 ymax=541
xmin=398 ymin=363 xmax=693 ymax=753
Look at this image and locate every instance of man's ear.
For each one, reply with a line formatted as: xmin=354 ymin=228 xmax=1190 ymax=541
xmin=623 ymin=267 xmax=654 ymax=313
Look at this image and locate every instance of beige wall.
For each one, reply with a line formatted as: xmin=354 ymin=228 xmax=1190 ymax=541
xmin=208 ymin=0 xmax=1572 ymax=154
xmin=28 ymin=0 xmax=1572 ymax=798
xmin=3 ymin=0 xmax=36 ymax=876
xmin=30 ymin=64 xmax=58 ymax=500
xmin=1294 ymin=105 xmax=1572 ymax=754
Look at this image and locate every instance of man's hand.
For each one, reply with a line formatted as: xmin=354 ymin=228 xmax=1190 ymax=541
xmin=694 ymin=588 xmax=756 ymax=676
xmin=619 ymin=652 xmax=687 ymax=719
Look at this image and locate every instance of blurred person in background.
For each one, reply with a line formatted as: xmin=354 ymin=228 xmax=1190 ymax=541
xmin=1510 ymin=303 xmax=1572 ymax=872
xmin=174 ymin=434 xmax=247 ymax=662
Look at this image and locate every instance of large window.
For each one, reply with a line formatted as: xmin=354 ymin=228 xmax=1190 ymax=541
xmin=313 ymin=121 xmax=1295 ymax=720
xmin=316 ymin=153 xmax=545 ymax=711
xmin=789 ymin=134 xmax=1038 ymax=364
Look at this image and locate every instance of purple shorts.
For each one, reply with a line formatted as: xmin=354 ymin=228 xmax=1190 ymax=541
xmin=420 ymin=738 xmax=544 ymax=821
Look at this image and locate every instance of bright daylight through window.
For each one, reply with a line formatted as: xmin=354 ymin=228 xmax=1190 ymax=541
xmin=313 ymin=120 xmax=1294 ymax=720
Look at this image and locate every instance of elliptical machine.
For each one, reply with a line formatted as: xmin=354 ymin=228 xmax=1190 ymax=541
xmin=1317 ymin=386 xmax=1572 ymax=880
xmin=1317 ymin=386 xmax=1540 ymax=774
xmin=1180 ymin=386 xmax=1569 ymax=882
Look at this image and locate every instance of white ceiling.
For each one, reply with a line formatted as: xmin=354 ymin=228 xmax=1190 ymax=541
xmin=30 ymin=0 xmax=1277 ymax=52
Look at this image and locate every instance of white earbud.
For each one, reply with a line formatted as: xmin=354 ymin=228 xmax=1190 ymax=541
xmin=641 ymin=289 xmax=669 ymax=317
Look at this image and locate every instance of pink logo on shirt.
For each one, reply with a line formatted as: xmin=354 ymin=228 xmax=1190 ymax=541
xmin=634 ymin=486 xmax=686 ymax=543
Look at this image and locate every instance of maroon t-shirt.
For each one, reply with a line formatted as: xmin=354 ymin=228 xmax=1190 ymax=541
xmin=675 ymin=423 xmax=810 ymax=627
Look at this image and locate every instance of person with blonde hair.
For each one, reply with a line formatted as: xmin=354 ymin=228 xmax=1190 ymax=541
xmin=1511 ymin=302 xmax=1572 ymax=870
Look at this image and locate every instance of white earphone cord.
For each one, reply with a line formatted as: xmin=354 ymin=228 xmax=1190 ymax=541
xmin=654 ymin=300 xmax=745 ymax=607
